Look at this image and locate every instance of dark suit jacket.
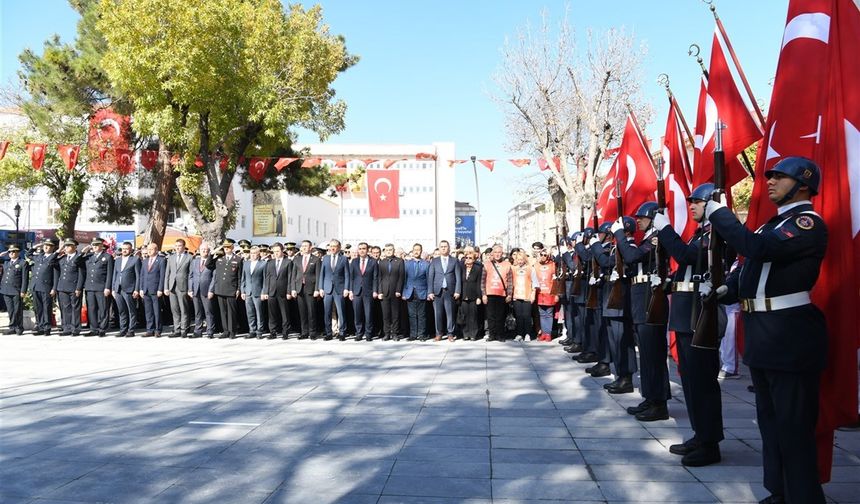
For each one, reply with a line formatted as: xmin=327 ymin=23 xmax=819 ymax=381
xmin=317 ymin=253 xmax=350 ymax=294
xmin=292 ymin=254 xmax=321 ymax=294
xmin=113 ymin=255 xmax=141 ymax=293
xmin=29 ymin=252 xmax=59 ymax=293
xmin=56 ymin=252 xmax=86 ymax=292
xmin=241 ymin=259 xmax=266 ymax=296
xmin=188 ymin=256 xmax=214 ymax=296
xmin=84 ymin=252 xmax=113 ymax=291
xmin=140 ymin=255 xmax=165 ymax=294
xmin=460 ymin=262 xmax=483 ymax=301
xmin=377 ymin=257 xmax=405 ymax=296
xmin=427 ymin=255 xmax=461 ymax=296
xmin=0 ymin=256 xmax=29 ymax=295
xmin=348 ymin=256 xmax=379 ymax=296
xmin=263 ymin=257 xmax=292 ymax=297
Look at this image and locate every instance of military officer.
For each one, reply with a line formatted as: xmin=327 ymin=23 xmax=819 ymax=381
xmin=1 ymin=244 xmax=29 ymax=335
xmin=56 ymin=238 xmax=86 ymax=336
xmin=572 ymin=228 xmax=599 ymax=363
xmin=29 ymin=239 xmax=59 ymax=335
xmin=83 ymin=238 xmax=113 ymax=336
xmin=208 ymin=238 xmax=243 ymax=338
xmin=652 ymin=183 xmax=724 ymax=467
xmin=707 ymin=157 xmax=827 ymax=503
xmin=581 ymin=223 xmax=614 ymax=378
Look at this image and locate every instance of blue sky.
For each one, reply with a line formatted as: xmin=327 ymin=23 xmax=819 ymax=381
xmin=1 ymin=1 xmax=787 ymax=241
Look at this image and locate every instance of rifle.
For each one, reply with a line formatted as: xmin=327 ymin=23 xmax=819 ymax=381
xmin=554 ymin=224 xmax=568 ymax=297
xmin=571 ymin=208 xmax=585 ymax=296
xmin=692 ymin=121 xmax=726 ymax=349
xmin=585 ymin=210 xmax=600 ymax=309
xmin=646 ymin=158 xmax=669 ymax=325
xmin=606 ymin=176 xmax=625 ymax=310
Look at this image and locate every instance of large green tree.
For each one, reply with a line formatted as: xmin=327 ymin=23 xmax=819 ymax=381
xmin=98 ymin=0 xmax=357 ymax=244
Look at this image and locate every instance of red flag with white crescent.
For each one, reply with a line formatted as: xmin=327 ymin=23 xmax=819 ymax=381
xmin=361 ymin=158 xmax=378 ymax=166
xmin=248 ymin=157 xmax=270 ymax=182
xmin=0 ymin=141 xmax=9 ymax=161
xmin=662 ymin=99 xmax=697 ymax=242
xmin=615 ymin=113 xmax=658 ymax=221
xmin=367 ymin=169 xmax=399 ymax=219
xmin=383 ymin=158 xmax=405 ymax=169
xmin=140 ymin=150 xmax=158 ymax=171
xmin=448 ymin=159 xmax=467 ymax=168
xmin=415 ymin=152 xmax=436 ymax=160
xmin=745 ymin=0 xmax=859 ymax=483
xmin=478 ymin=159 xmax=495 ymax=171
xmin=26 ymin=143 xmax=47 ymax=170
xmin=509 ymin=158 xmax=531 ymax=167
xmin=301 ymin=158 xmax=321 ymax=169
xmin=57 ymin=145 xmax=80 ymax=171
xmin=115 ymin=148 xmax=134 ymax=175
xmin=274 ymin=157 xmax=298 ymax=171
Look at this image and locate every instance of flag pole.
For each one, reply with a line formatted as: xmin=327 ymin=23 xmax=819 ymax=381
xmin=469 ymin=155 xmax=482 ymax=247
xmin=624 ymin=104 xmax=657 ymax=174
xmin=658 ymin=73 xmax=696 ymax=183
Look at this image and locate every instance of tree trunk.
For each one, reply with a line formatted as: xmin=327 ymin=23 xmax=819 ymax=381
xmin=548 ymin=176 xmax=568 ymax=240
xmin=141 ymin=141 xmax=174 ymax=247
xmin=54 ymin=171 xmax=87 ymax=240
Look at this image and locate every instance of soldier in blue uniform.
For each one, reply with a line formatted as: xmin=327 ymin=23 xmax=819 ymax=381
xmin=652 ymin=183 xmax=724 ymax=467
xmin=591 ymin=219 xmax=638 ymax=393
xmin=29 ymin=239 xmax=59 ymax=335
xmin=581 ymin=223 xmax=615 ymax=378
xmin=615 ymin=202 xmax=671 ymax=421
xmin=208 ymin=239 xmax=243 ymax=338
xmin=557 ymin=236 xmax=579 ymax=350
xmin=83 ymin=238 xmax=113 ymax=336
xmin=706 ymin=157 xmax=827 ymax=503
xmin=56 ymin=238 xmax=86 ymax=336
xmin=1 ymin=244 xmax=29 ymax=335
xmin=572 ymin=227 xmax=599 ymax=364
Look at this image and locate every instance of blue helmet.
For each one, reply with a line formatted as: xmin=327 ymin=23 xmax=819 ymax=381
xmin=582 ymin=227 xmax=595 ymax=240
xmin=687 ymin=183 xmax=715 ymax=202
xmin=598 ymin=222 xmax=613 ymax=234
xmin=569 ymin=231 xmax=582 ymax=243
xmin=621 ymin=216 xmax=636 ymax=234
xmin=765 ymin=156 xmax=820 ymax=197
xmin=635 ymin=201 xmax=659 ymax=219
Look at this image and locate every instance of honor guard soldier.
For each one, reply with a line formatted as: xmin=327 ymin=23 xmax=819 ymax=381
xmin=572 ymin=228 xmax=600 ymax=363
xmin=557 ymin=236 xmax=579 ymax=350
xmin=208 ymin=238 xmax=243 ymax=338
xmin=706 ymin=157 xmax=827 ymax=503
xmin=82 ymin=238 xmax=113 ymax=336
xmin=1 ymin=244 xmax=29 ymax=335
xmin=56 ymin=238 xmax=86 ymax=336
xmin=652 ymin=183 xmax=724 ymax=467
xmin=581 ymin=223 xmax=614 ymax=378
xmin=615 ymin=203 xmax=671 ymax=421
xmin=29 ymin=239 xmax=59 ymax=335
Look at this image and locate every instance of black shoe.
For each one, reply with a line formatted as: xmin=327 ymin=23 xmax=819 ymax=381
xmin=564 ymin=343 xmax=584 ymax=353
xmin=85 ymin=331 xmax=97 ymax=336
xmin=323 ymin=334 xmax=332 ymax=341
xmin=557 ymin=338 xmax=573 ymax=345
xmin=99 ymin=331 xmax=107 ymax=337
xmin=32 ymin=330 xmax=44 ymax=336
xmin=626 ymin=400 xmax=652 ymax=415
xmin=155 ymin=332 xmax=162 ymax=338
xmin=681 ymin=443 xmax=721 ymax=467
xmin=4 ymin=329 xmax=15 ymax=335
xmin=117 ymin=331 xmax=127 ymax=338
xmin=603 ymin=379 xmax=620 ymax=390
xmin=126 ymin=332 xmax=135 ymax=338
xmin=170 ymin=332 xmax=181 ymax=338
xmin=206 ymin=333 xmax=214 ymax=339
xmin=635 ymin=402 xmax=670 ymax=422
xmin=216 ymin=333 xmax=227 ymax=339
xmin=588 ymin=363 xmax=611 ymax=377
xmin=407 ymin=336 xmax=416 ymax=341
xmin=607 ymin=376 xmax=634 ymax=394
xmin=575 ymin=352 xmax=598 ymax=363
xmin=338 ymin=335 xmax=345 ymax=341
xmin=747 ymin=384 xmax=756 ymax=393
xmin=365 ymin=336 xmax=373 ymax=342
xmin=669 ymin=437 xmax=700 ymax=456
xmin=192 ymin=332 xmax=202 ymax=338
xmin=758 ymin=495 xmax=786 ymax=504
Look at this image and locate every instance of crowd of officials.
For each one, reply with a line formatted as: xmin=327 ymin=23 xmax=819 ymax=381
xmin=0 ymin=157 xmax=831 ymax=503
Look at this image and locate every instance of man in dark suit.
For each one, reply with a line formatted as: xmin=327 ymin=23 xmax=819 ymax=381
xmin=427 ymin=240 xmax=462 ymax=342
xmin=112 ymin=241 xmax=140 ymax=337
xmin=377 ymin=243 xmax=405 ymax=340
xmin=1 ymin=244 xmax=29 ymax=335
xmin=82 ymin=238 xmax=113 ymax=336
xmin=241 ymin=245 xmax=266 ymax=338
xmin=316 ymin=238 xmax=350 ymax=340
xmin=188 ymin=242 xmax=216 ymax=338
xmin=163 ymin=238 xmax=192 ymax=337
xmin=403 ymin=243 xmax=430 ymax=341
xmin=139 ymin=242 xmax=165 ymax=337
xmin=347 ymin=242 xmax=378 ymax=341
xmin=262 ymin=242 xmax=291 ymax=339
xmin=28 ymin=239 xmax=59 ymax=335
xmin=208 ymin=238 xmax=243 ymax=338
xmin=56 ymin=238 xmax=86 ymax=336
xmin=292 ymin=240 xmax=321 ymax=339
xmin=459 ymin=250 xmax=484 ymax=340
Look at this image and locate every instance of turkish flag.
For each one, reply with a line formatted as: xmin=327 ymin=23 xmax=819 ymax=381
xmin=115 ymin=148 xmax=134 ymax=175
xmin=538 ymin=157 xmax=560 ymax=171
xmin=248 ymin=157 xmax=270 ymax=182
xmin=57 ymin=145 xmax=80 ymax=171
xmin=415 ymin=152 xmax=436 ymax=160
xmin=479 ymin=159 xmax=495 ymax=171
xmin=140 ymin=150 xmax=158 ymax=170
xmin=601 ymin=113 xmax=658 ymax=223
xmin=361 ymin=158 xmax=378 ymax=166
xmin=746 ymin=0 xmax=859 ymax=483
xmin=301 ymin=157 xmax=321 ymax=169
xmin=383 ymin=158 xmax=405 ymax=169
xmin=509 ymin=158 xmax=531 ymax=167
xmin=692 ymin=31 xmax=763 ymax=189
xmin=661 ymin=99 xmax=697 ymax=242
xmin=194 ymin=156 xmax=204 ymax=168
xmin=367 ymin=169 xmax=399 ymax=219
xmin=274 ymin=157 xmax=298 ymax=171
xmin=448 ymin=159 xmax=467 ymax=168
xmin=0 ymin=140 xmax=9 ymax=161
xmin=26 ymin=143 xmax=47 ymax=170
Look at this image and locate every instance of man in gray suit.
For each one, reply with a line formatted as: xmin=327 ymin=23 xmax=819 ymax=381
xmin=427 ymin=240 xmax=462 ymax=342
xmin=241 ymin=245 xmax=266 ymax=338
xmin=164 ymin=238 xmax=192 ymax=337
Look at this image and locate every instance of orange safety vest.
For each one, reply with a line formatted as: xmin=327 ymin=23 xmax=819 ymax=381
xmin=485 ymin=260 xmax=511 ymax=296
xmin=535 ymin=261 xmax=557 ymax=306
xmin=512 ymin=264 xmax=534 ymax=301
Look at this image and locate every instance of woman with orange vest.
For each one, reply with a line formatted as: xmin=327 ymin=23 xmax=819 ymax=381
xmin=511 ymin=250 xmax=538 ymax=341
xmin=534 ymin=249 xmax=559 ymax=342
xmin=481 ymin=244 xmax=513 ymax=341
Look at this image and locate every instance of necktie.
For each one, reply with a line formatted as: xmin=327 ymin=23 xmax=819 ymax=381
xmin=303 ymin=255 xmax=308 ymax=272
xmin=360 ymin=258 xmax=366 ymax=274
xmin=276 ymin=259 xmax=281 ymax=273
xmin=149 ymin=257 xmax=154 ymax=270
xmin=387 ymin=260 xmax=391 ymax=273
xmin=199 ymin=259 xmax=204 ymax=272
xmin=331 ymin=255 xmax=336 ymax=269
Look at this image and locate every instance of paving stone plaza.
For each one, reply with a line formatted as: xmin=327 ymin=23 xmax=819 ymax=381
xmin=1 ymin=335 xmax=858 ymax=503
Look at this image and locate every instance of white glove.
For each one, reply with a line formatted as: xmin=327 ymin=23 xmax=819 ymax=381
xmin=650 ymin=274 xmax=661 ymax=288
xmin=588 ymin=276 xmax=598 ymax=286
xmin=705 ymin=198 xmax=727 ymax=220
xmin=652 ymin=211 xmax=671 ymax=231
xmin=575 ymin=234 xmax=584 ymax=245
xmin=609 ymin=270 xmax=619 ymax=282
xmin=698 ymin=279 xmax=712 ymax=297
xmin=610 ymin=218 xmax=624 ymax=234
xmin=716 ymin=285 xmax=729 ymax=299
xmin=588 ymin=236 xmax=600 ymax=246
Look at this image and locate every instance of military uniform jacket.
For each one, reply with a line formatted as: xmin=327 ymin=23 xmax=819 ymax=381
xmin=0 ymin=256 xmax=29 ymax=295
xmin=711 ymin=203 xmax=827 ymax=372
xmin=84 ymin=252 xmax=113 ymax=292
xmin=573 ymin=243 xmax=595 ymax=305
xmin=56 ymin=253 xmax=86 ymax=292
xmin=658 ymin=224 xmax=709 ymax=333
xmin=560 ymin=250 xmax=576 ymax=301
xmin=29 ymin=252 xmax=59 ymax=293
xmin=615 ymin=229 xmax=658 ymax=324
xmin=591 ymin=240 xmax=634 ymax=318
xmin=208 ymin=254 xmax=243 ymax=297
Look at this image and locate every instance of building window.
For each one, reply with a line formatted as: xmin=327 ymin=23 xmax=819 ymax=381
xmin=298 ymin=215 xmax=302 ymax=233
xmin=240 ymin=215 xmax=246 ymax=228
xmin=307 ymin=218 xmax=311 ymax=233
xmin=323 ymin=223 xmax=327 ymax=236
xmin=315 ymin=220 xmax=319 ymax=235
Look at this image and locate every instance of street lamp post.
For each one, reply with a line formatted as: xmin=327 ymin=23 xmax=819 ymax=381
xmin=470 ymin=156 xmax=481 ymax=247
xmin=13 ymin=203 xmax=21 ymax=241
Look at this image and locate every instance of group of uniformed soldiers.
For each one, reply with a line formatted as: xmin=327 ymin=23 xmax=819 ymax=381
xmin=556 ymin=157 xmax=827 ymax=503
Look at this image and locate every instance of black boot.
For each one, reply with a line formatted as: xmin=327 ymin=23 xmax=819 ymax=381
xmin=626 ymin=399 xmax=652 ymax=415
xmin=603 ymin=378 xmax=620 ymax=390
xmin=574 ymin=352 xmax=598 ymax=363
xmin=681 ymin=442 xmax=721 ymax=467
xmin=635 ymin=402 xmax=669 ymax=421
xmin=606 ymin=375 xmax=634 ymax=394
xmin=564 ymin=343 xmax=583 ymax=353
xmin=669 ymin=437 xmax=700 ymax=456
xmin=557 ymin=337 xmax=572 ymax=345
xmin=587 ymin=362 xmax=611 ymax=377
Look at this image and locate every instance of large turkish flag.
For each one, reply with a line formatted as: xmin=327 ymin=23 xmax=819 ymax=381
xmin=367 ymin=169 xmax=400 ymax=220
